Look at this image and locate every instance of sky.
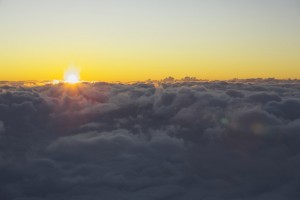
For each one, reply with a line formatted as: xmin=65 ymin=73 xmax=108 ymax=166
xmin=0 ymin=0 xmax=300 ymax=81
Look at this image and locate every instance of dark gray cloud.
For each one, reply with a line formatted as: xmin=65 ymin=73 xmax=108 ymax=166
xmin=0 ymin=79 xmax=300 ymax=199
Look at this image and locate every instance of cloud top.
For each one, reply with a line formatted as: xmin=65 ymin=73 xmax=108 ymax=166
xmin=0 ymin=79 xmax=300 ymax=199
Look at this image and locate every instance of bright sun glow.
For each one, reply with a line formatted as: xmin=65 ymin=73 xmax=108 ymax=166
xmin=64 ymin=67 xmax=80 ymax=84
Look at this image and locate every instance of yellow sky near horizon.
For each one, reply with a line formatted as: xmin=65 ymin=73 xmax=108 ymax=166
xmin=0 ymin=0 xmax=300 ymax=81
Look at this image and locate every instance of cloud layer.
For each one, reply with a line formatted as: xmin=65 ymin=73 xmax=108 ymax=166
xmin=1 ymin=79 xmax=300 ymax=200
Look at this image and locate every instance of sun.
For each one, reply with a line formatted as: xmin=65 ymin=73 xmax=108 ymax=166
xmin=64 ymin=67 xmax=80 ymax=84
xmin=65 ymin=74 xmax=79 ymax=84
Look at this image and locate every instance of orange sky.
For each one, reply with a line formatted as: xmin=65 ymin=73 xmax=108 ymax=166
xmin=0 ymin=0 xmax=299 ymax=81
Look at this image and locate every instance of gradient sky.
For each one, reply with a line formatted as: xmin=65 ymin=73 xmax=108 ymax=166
xmin=0 ymin=0 xmax=299 ymax=81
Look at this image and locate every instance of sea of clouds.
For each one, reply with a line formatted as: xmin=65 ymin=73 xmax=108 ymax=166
xmin=0 ymin=79 xmax=300 ymax=200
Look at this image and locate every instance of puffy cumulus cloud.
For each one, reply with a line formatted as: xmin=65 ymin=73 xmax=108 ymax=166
xmin=0 ymin=79 xmax=300 ymax=199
